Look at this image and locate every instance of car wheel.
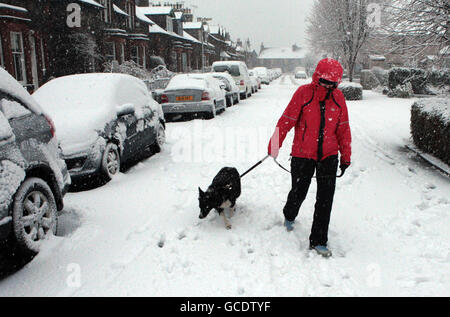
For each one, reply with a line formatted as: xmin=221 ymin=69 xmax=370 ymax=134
xmin=101 ymin=143 xmax=120 ymax=181
xmin=153 ymin=123 xmax=166 ymax=153
xmin=11 ymin=177 xmax=57 ymax=257
xmin=205 ymin=103 xmax=217 ymax=119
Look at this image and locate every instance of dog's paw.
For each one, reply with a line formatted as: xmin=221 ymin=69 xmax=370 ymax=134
xmin=226 ymin=224 xmax=232 ymax=230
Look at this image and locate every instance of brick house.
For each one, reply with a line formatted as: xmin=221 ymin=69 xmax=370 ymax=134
xmin=183 ymin=21 xmax=215 ymax=70
xmin=138 ymin=4 xmax=200 ymax=72
xmin=0 ymin=1 xmax=49 ymax=92
xmin=101 ymin=0 xmax=150 ymax=69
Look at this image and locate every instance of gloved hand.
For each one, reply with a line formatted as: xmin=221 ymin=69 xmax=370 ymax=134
xmin=268 ymin=140 xmax=279 ymax=159
xmin=339 ymin=161 xmax=350 ymax=175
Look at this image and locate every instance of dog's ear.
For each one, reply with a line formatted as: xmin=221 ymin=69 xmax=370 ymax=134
xmin=198 ymin=187 xmax=204 ymax=196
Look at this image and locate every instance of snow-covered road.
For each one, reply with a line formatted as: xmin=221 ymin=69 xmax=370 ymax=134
xmin=1 ymin=75 xmax=449 ymax=296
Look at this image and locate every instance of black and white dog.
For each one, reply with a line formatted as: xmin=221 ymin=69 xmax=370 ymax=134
xmin=198 ymin=167 xmax=241 ymax=229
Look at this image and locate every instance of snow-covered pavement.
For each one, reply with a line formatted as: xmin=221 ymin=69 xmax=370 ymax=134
xmin=0 ymin=75 xmax=449 ymax=296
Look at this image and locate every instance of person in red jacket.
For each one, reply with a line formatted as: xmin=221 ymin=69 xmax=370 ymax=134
xmin=268 ymin=58 xmax=352 ymax=257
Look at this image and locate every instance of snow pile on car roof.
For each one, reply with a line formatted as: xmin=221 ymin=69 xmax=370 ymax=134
xmin=0 ymin=68 xmax=42 ymax=114
xmin=165 ymin=74 xmax=208 ymax=91
xmin=33 ymin=73 xmax=150 ymax=154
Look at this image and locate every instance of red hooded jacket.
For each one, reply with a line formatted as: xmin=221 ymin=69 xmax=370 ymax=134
xmin=268 ymin=58 xmax=352 ymax=165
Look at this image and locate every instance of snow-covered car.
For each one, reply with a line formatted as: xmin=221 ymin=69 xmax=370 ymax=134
xmin=295 ymin=71 xmax=308 ymax=79
xmin=249 ymin=70 xmax=262 ymax=90
xmin=160 ymin=73 xmax=227 ymax=120
xmin=212 ymin=61 xmax=253 ymax=99
xmin=248 ymin=70 xmax=260 ymax=93
xmin=253 ymin=67 xmax=271 ymax=85
xmin=211 ymin=72 xmax=240 ymax=106
xmin=33 ymin=73 xmax=166 ymax=181
xmin=0 ymin=68 xmax=70 ymax=258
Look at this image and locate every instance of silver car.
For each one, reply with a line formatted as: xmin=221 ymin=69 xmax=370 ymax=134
xmin=161 ymin=74 xmax=227 ymax=120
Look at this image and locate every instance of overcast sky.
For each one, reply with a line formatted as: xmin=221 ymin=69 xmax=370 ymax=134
xmin=154 ymin=0 xmax=316 ymax=52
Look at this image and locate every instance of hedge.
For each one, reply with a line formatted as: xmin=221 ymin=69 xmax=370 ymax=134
xmin=339 ymin=82 xmax=363 ymax=100
xmin=411 ymin=97 xmax=450 ymax=165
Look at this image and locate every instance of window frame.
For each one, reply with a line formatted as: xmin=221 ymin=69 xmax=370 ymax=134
xmin=10 ymin=31 xmax=27 ymax=84
xmin=131 ymin=46 xmax=140 ymax=65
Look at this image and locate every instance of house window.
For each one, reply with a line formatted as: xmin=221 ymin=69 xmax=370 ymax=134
xmin=131 ymin=46 xmax=140 ymax=65
xmin=100 ymin=0 xmax=112 ymax=23
xmin=10 ymin=32 xmax=27 ymax=83
xmin=105 ymin=42 xmax=116 ymax=62
xmin=0 ymin=34 xmax=4 ymax=68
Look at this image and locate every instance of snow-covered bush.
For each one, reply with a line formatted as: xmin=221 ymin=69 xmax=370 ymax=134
xmin=388 ymin=82 xmax=414 ymax=98
xmin=426 ymin=70 xmax=450 ymax=95
xmin=388 ymin=67 xmax=431 ymax=96
xmin=360 ymin=70 xmax=380 ymax=90
xmin=339 ymin=82 xmax=363 ymax=100
xmin=411 ymin=97 xmax=450 ymax=165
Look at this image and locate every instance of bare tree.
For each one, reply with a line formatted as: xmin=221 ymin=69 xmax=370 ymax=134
xmin=307 ymin=0 xmax=371 ymax=82
xmin=376 ymin=0 xmax=449 ymax=67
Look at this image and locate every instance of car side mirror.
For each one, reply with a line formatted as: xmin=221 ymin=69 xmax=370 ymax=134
xmin=116 ymin=103 xmax=135 ymax=117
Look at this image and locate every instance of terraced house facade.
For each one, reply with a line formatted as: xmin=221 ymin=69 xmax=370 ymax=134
xmin=0 ymin=0 xmax=251 ymax=92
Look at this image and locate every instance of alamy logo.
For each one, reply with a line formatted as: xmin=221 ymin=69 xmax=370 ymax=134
xmin=67 ymin=3 xmax=81 ymax=28
xmin=66 ymin=263 xmax=82 ymax=288
xmin=367 ymin=3 xmax=381 ymax=28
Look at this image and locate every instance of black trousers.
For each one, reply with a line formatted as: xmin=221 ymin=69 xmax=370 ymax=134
xmin=283 ymin=155 xmax=338 ymax=247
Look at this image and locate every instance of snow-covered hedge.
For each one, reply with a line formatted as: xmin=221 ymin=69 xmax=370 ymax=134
xmin=411 ymin=97 xmax=450 ymax=165
xmin=339 ymin=82 xmax=363 ymax=100
xmin=388 ymin=67 xmax=450 ymax=97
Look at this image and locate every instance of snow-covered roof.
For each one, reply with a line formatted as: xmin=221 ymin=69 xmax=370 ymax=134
xmin=79 ymin=0 xmax=104 ymax=8
xmin=183 ymin=22 xmax=203 ymax=30
xmin=220 ymin=51 xmax=231 ymax=58
xmin=208 ymin=25 xmax=221 ymax=35
xmin=258 ymin=47 xmax=306 ymax=60
xmin=209 ymin=34 xmax=227 ymax=44
xmin=137 ymin=6 xmax=173 ymax=16
xmin=0 ymin=68 xmax=42 ymax=115
xmin=183 ymin=31 xmax=201 ymax=44
xmin=0 ymin=3 xmax=28 ymax=12
xmin=135 ymin=6 xmax=153 ymax=25
xmin=113 ymin=4 xmax=128 ymax=16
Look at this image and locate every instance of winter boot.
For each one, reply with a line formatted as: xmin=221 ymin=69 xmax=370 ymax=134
xmin=284 ymin=219 xmax=295 ymax=232
xmin=310 ymin=245 xmax=332 ymax=258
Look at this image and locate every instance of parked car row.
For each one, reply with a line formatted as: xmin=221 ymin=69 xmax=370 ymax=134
xmin=160 ymin=61 xmax=267 ymax=121
xmin=0 ymin=68 xmax=166 ymax=258
xmin=0 ymin=61 xmax=281 ymax=259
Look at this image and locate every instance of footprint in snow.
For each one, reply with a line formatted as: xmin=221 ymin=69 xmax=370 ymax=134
xmin=157 ymin=234 xmax=166 ymax=248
